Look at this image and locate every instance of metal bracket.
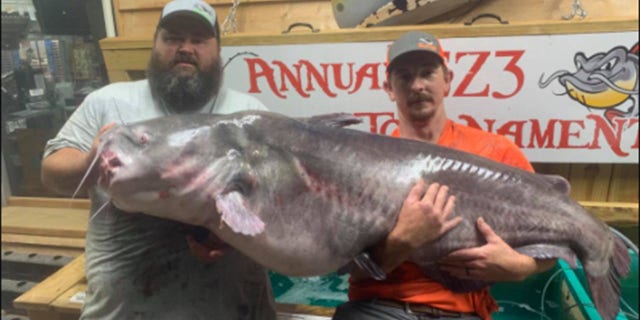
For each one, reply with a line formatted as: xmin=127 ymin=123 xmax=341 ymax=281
xmin=282 ymin=22 xmax=319 ymax=34
xmin=562 ymin=0 xmax=588 ymax=20
xmin=464 ymin=13 xmax=509 ymax=26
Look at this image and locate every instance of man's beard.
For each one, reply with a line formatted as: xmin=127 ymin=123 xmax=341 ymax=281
xmin=147 ymin=51 xmax=223 ymax=113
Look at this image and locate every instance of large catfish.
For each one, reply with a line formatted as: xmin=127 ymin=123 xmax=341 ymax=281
xmin=95 ymin=110 xmax=630 ymax=320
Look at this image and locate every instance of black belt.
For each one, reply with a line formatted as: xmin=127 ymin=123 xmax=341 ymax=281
xmin=374 ymin=299 xmax=472 ymax=318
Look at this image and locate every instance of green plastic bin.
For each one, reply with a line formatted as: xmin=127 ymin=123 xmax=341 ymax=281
xmin=269 ymin=249 xmax=638 ymax=319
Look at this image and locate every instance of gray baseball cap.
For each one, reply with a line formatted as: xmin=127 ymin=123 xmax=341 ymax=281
xmin=387 ymin=31 xmax=447 ymax=71
xmin=158 ymin=0 xmax=218 ymax=37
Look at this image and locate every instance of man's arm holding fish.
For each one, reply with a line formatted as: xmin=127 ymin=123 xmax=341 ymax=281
xmin=435 ymin=147 xmax=557 ymax=282
xmin=437 ymin=218 xmax=557 ymax=281
xmin=352 ymin=151 xmax=557 ymax=283
xmin=350 ymin=180 xmax=462 ymax=280
xmin=41 ymin=123 xmax=116 ymax=196
xmin=354 ymin=200 xmax=556 ymax=282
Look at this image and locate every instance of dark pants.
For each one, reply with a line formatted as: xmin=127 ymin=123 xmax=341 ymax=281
xmin=332 ymin=300 xmax=483 ymax=320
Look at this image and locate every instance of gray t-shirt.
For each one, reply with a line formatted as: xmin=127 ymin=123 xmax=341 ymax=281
xmin=44 ymin=80 xmax=276 ymax=320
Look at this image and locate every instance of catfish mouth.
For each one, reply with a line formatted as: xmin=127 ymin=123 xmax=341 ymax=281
xmin=97 ymin=146 xmax=139 ymax=192
xmin=570 ymin=66 xmax=628 ymax=91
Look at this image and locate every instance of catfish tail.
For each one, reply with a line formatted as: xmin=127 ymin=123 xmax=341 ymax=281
xmin=586 ymin=237 xmax=631 ymax=320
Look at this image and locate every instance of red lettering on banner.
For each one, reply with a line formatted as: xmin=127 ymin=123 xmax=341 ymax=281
xmin=246 ymin=58 xmax=382 ymax=98
xmin=631 ymin=118 xmax=640 ymax=149
xmin=588 ymin=115 xmax=629 ymax=156
xmin=246 ymin=58 xmax=284 ymax=98
xmin=528 ymin=120 xmax=558 ymax=148
xmin=453 ymin=51 xmax=491 ymax=97
xmin=353 ymin=112 xmax=398 ymax=135
xmin=331 ymin=63 xmax=355 ymax=90
xmin=244 ymin=50 xmax=526 ymax=99
xmin=272 ymin=61 xmax=307 ymax=97
xmin=496 ymin=120 xmax=527 ymax=148
xmin=557 ymin=120 xmax=590 ymax=149
xmin=298 ymin=61 xmax=336 ymax=97
xmin=458 ymin=116 xmax=527 ymax=148
xmin=457 ymin=114 xmax=637 ymax=157
xmin=492 ymin=50 xmax=525 ymax=99
xmin=349 ymin=63 xmax=383 ymax=94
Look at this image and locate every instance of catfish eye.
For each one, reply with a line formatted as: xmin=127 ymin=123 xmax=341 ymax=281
xmin=600 ymin=58 xmax=617 ymax=71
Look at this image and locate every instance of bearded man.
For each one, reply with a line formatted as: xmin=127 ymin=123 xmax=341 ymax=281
xmin=41 ymin=1 xmax=276 ymax=319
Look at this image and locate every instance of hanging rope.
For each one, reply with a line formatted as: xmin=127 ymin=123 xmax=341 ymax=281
xmin=221 ymin=0 xmax=241 ymax=35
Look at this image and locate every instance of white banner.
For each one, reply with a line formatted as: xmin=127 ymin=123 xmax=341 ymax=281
xmin=221 ymin=32 xmax=639 ymax=163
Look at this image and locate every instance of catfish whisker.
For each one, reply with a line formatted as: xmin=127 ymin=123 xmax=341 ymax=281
xmin=89 ymin=199 xmax=112 ymax=222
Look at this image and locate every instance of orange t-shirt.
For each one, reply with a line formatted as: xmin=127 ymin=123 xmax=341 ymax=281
xmin=348 ymin=119 xmax=534 ymax=320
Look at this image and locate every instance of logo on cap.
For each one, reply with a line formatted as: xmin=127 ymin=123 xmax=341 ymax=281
xmin=194 ymin=2 xmax=214 ymax=23
xmin=417 ymin=37 xmax=438 ymax=51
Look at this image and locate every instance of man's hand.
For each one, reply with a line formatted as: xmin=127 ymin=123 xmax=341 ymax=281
xmin=438 ymin=217 xmax=556 ymax=282
xmin=388 ymin=180 xmax=462 ymax=250
xmin=41 ymin=122 xmax=117 ymax=196
xmin=87 ymin=123 xmax=117 ymax=166
xmin=186 ymin=232 xmax=230 ymax=264
xmin=351 ymin=180 xmax=461 ymax=280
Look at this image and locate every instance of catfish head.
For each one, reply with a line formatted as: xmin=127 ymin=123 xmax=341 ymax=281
xmin=539 ymin=46 xmax=638 ymax=113
xmin=96 ymin=114 xmax=239 ymax=228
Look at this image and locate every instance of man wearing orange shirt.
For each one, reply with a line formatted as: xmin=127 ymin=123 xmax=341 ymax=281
xmin=332 ymin=31 xmax=557 ymax=320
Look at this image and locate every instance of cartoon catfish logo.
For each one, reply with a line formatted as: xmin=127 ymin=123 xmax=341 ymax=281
xmin=538 ymin=43 xmax=639 ymax=124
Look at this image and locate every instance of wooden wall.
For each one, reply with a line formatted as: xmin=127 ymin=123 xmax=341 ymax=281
xmin=101 ymin=0 xmax=639 ymax=205
xmin=532 ymin=163 xmax=638 ymax=203
xmin=113 ymin=0 xmax=338 ymax=37
xmin=111 ymin=0 xmax=639 ymax=37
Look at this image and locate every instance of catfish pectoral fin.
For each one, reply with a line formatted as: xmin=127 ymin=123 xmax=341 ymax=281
xmin=215 ymin=191 xmax=265 ymax=236
xmin=515 ymin=244 xmax=577 ymax=268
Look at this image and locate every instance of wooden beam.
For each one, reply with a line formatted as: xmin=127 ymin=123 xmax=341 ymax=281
xmin=100 ymin=18 xmax=638 ymax=48
xmin=50 ymin=283 xmax=87 ymax=315
xmin=13 ymin=255 xmax=86 ymax=313
xmin=2 ymin=206 xmax=88 ymax=238
xmin=117 ymin=0 xmax=324 ymax=11
xmin=7 ymin=197 xmax=90 ymax=209
xmin=580 ymin=201 xmax=639 ymax=226
xmin=2 ymin=234 xmax=86 ymax=249
xmin=220 ymin=19 xmax=640 ymax=45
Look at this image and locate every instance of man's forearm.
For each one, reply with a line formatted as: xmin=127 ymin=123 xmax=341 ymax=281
xmin=350 ymin=234 xmax=413 ymax=281
xmin=41 ymin=148 xmax=93 ymax=196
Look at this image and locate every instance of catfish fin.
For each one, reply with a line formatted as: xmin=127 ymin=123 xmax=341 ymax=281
xmin=515 ymin=244 xmax=577 ymax=268
xmin=585 ymin=237 xmax=630 ymax=320
xmin=300 ymin=113 xmax=362 ymax=128
xmin=539 ymin=174 xmax=571 ymax=195
xmin=215 ymin=191 xmax=265 ymax=236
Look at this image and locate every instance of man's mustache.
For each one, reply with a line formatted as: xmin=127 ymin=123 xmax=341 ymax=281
xmin=407 ymin=92 xmax=434 ymax=104
xmin=173 ymin=54 xmax=198 ymax=66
